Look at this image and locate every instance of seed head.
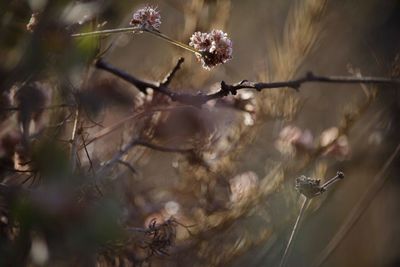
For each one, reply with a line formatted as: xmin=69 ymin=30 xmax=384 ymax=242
xmin=130 ymin=5 xmax=161 ymax=31
xmin=295 ymin=175 xmax=323 ymax=198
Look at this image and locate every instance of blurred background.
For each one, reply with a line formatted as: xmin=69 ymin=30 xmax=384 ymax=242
xmin=1 ymin=0 xmax=400 ymax=266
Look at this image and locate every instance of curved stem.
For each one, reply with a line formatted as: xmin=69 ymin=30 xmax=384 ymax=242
xmin=279 ymin=196 xmax=310 ymax=267
xmin=71 ymin=27 xmax=139 ymax=37
xmin=71 ymin=27 xmax=201 ymax=55
xmin=142 ymin=29 xmax=201 ymax=55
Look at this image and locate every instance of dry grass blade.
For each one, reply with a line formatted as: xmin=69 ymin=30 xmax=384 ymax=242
xmin=272 ymin=0 xmax=327 ymax=80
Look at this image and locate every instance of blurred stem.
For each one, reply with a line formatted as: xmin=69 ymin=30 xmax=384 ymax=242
xmin=96 ymin=138 xmax=192 ymax=179
xmin=71 ymin=27 xmax=200 ymax=55
xmin=279 ymin=196 xmax=310 ymax=267
xmin=71 ymin=27 xmax=138 ymax=37
xmin=70 ymin=108 xmax=79 ymax=172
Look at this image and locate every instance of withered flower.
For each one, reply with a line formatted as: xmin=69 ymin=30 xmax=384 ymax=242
xmin=295 ymin=175 xmax=322 ymax=198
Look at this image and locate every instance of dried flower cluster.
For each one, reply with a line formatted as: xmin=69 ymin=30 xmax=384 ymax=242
xmin=143 ymin=218 xmax=177 ymax=257
xmin=130 ymin=5 xmax=161 ymax=31
xmin=295 ymin=175 xmax=323 ymax=198
xmin=189 ymin=30 xmax=233 ymax=69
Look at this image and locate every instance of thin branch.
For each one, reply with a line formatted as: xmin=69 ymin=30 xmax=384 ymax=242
xmin=96 ymin=138 xmax=192 ymax=178
xmin=134 ymin=140 xmax=193 ymax=154
xmin=279 ymin=196 xmax=310 ymax=267
xmin=70 ymin=108 xmax=80 ymax=172
xmin=80 ymin=106 xmax=192 ymax=150
xmin=0 ymin=104 xmax=74 ymax=112
xmin=116 ymin=160 xmax=137 ymax=175
xmin=313 ymin=143 xmax=400 ymax=267
xmin=81 ymin=134 xmax=95 ymax=176
xmin=161 ymin=57 xmax=185 ymax=87
xmin=96 ymin=59 xmax=400 ymax=107
xmin=96 ymin=59 xmax=162 ymax=94
xmin=96 ymin=138 xmax=138 ymax=176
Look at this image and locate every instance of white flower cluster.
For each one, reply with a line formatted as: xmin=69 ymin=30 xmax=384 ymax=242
xmin=189 ymin=30 xmax=233 ymax=70
xmin=130 ymin=5 xmax=161 ymax=31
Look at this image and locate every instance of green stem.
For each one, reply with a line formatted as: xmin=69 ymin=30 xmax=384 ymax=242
xmin=71 ymin=27 xmax=138 ymax=37
xmin=71 ymin=27 xmax=201 ymax=55
xmin=142 ymin=29 xmax=201 ymax=55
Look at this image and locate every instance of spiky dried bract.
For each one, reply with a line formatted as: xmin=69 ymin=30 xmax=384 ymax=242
xmin=189 ymin=29 xmax=233 ymax=70
xmin=130 ymin=5 xmax=161 ymax=31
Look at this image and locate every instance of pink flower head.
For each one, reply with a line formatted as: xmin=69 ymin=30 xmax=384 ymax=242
xmin=189 ymin=32 xmax=212 ymax=51
xmin=320 ymin=127 xmax=350 ymax=159
xmin=189 ymin=29 xmax=233 ymax=70
xmin=275 ymin=125 xmax=314 ymax=157
xmin=229 ymin=171 xmax=259 ymax=203
xmin=130 ymin=5 xmax=161 ymax=31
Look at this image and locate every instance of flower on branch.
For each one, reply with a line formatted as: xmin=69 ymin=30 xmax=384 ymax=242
xmin=130 ymin=5 xmax=161 ymax=31
xmin=189 ymin=29 xmax=233 ymax=70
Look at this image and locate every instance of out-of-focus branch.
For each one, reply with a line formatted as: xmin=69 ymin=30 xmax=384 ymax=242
xmin=96 ymin=138 xmax=193 ymax=178
xmin=70 ymin=108 xmax=80 ymax=172
xmin=0 ymin=104 xmax=74 ymax=112
xmin=134 ymin=140 xmax=193 ymax=153
xmin=96 ymin=58 xmax=400 ymax=107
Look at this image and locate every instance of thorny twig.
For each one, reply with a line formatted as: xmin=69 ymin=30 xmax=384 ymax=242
xmin=96 ymin=58 xmax=400 ymax=107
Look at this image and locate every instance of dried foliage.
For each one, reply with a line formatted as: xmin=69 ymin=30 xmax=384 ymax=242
xmin=1 ymin=1 xmax=400 ymax=267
